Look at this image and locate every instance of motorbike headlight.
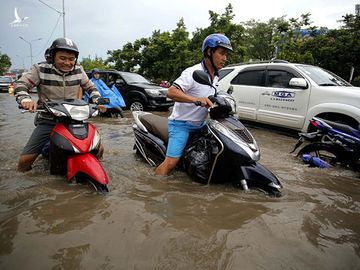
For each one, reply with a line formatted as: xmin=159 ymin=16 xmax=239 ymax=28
xmin=63 ymin=104 xmax=89 ymax=121
xmin=145 ymin=89 xmax=162 ymax=96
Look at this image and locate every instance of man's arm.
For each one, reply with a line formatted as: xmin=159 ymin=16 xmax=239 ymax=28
xmin=167 ymin=86 xmax=213 ymax=108
xmin=14 ymin=65 xmax=40 ymax=111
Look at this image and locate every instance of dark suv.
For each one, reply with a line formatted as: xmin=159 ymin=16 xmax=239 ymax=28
xmin=87 ymin=69 xmax=173 ymax=111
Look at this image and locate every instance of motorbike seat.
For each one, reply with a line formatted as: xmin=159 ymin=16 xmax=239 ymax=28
xmin=139 ymin=114 xmax=168 ymax=143
xmin=321 ymin=119 xmax=360 ymax=137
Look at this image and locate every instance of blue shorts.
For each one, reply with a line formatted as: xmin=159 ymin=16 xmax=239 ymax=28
xmin=166 ymin=119 xmax=205 ymax=158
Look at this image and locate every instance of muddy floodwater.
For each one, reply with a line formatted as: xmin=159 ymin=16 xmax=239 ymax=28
xmin=0 ymin=93 xmax=359 ymax=269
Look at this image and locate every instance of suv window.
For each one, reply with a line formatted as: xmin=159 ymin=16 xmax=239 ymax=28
xmin=231 ymin=70 xmax=265 ymax=86
xmin=219 ymin=68 xmax=234 ymax=81
xmin=120 ymin=72 xmax=151 ymax=84
xmin=267 ymin=70 xmax=296 ymax=88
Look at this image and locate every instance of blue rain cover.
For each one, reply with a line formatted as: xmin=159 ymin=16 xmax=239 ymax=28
xmin=84 ymin=78 xmax=126 ymax=108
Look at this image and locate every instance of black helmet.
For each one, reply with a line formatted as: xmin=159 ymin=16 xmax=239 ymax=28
xmin=44 ymin=48 xmax=50 ymax=58
xmin=44 ymin=48 xmax=52 ymax=64
xmin=49 ymin=37 xmax=79 ymax=58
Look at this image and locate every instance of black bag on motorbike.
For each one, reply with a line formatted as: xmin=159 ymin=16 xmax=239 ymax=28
xmin=182 ymin=133 xmax=213 ymax=183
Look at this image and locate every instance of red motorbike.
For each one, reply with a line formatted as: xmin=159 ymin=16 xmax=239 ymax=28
xmin=23 ymin=99 xmax=109 ymax=192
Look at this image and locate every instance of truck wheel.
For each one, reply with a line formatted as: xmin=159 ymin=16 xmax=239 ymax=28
xmin=129 ymin=99 xmax=145 ymax=111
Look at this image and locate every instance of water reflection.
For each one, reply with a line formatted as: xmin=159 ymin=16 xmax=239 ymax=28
xmin=0 ymin=93 xmax=360 ymax=269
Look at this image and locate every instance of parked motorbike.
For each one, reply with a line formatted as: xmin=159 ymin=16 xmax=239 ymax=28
xmin=132 ymin=70 xmax=282 ymax=196
xmin=291 ymin=117 xmax=360 ymax=171
xmin=22 ymin=98 xmax=110 ymax=192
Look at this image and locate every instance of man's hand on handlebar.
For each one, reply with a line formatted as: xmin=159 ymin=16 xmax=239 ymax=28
xmin=20 ymin=99 xmax=37 ymax=112
xmin=194 ymin=97 xmax=213 ymax=108
xmin=97 ymin=105 xmax=107 ymax=113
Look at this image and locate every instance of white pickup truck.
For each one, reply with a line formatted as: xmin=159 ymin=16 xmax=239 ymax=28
xmin=218 ymin=61 xmax=360 ymax=132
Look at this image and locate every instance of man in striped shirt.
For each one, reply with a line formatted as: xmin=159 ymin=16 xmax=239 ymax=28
xmin=14 ymin=37 xmax=103 ymax=172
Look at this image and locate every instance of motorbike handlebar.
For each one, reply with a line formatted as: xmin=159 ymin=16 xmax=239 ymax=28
xmin=97 ymin=97 xmax=110 ymax=105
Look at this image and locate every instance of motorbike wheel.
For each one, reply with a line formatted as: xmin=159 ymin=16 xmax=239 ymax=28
xmin=87 ymin=179 xmax=109 ymax=193
xmin=49 ymin=143 xmax=67 ymax=175
xmin=298 ymin=143 xmax=344 ymax=166
xmin=75 ymin=173 xmax=109 ymax=193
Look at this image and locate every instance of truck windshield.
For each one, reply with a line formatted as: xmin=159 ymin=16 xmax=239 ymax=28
xmin=296 ymin=65 xmax=351 ymax=87
xmin=120 ymin=72 xmax=151 ymax=84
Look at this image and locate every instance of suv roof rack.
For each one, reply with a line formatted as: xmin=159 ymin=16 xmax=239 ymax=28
xmin=226 ymin=59 xmax=289 ymax=67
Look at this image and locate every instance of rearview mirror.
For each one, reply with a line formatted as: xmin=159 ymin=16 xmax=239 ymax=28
xmin=289 ymin=78 xmax=308 ymax=89
xmin=193 ymin=70 xmax=212 ymax=87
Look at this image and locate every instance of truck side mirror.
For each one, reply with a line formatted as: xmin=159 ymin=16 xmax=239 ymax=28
xmin=289 ymin=78 xmax=308 ymax=89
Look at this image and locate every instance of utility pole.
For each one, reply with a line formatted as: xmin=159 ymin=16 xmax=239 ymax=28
xmin=62 ymin=0 xmax=66 ymax=37
xmin=39 ymin=0 xmax=66 ymax=38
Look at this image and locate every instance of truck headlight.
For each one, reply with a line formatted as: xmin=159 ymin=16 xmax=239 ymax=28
xmin=145 ymin=89 xmax=161 ymax=96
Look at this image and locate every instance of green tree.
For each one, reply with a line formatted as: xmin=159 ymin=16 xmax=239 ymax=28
xmin=139 ymin=30 xmax=174 ymax=81
xmin=190 ymin=4 xmax=245 ymax=65
xmin=297 ymin=13 xmax=360 ymax=80
xmin=106 ymin=4 xmax=245 ymax=81
xmin=276 ymin=13 xmax=317 ymax=63
xmin=242 ymin=19 xmax=279 ymax=61
xmin=107 ymin=38 xmax=148 ymax=72
xmin=0 ymin=52 xmax=11 ymax=75
xmin=79 ymin=55 xmax=111 ymax=72
xmin=104 ymin=5 xmax=360 ymax=84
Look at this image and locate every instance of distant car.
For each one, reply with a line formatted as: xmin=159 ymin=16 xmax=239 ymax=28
xmin=87 ymin=70 xmax=174 ymax=111
xmin=0 ymin=76 xmax=13 ymax=92
xmin=218 ymin=60 xmax=360 ymax=132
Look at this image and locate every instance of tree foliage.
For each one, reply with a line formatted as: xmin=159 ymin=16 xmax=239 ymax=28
xmin=0 ymin=52 xmax=11 ymax=75
xmin=104 ymin=5 xmax=359 ymax=84
xmin=79 ymin=55 xmax=111 ymax=72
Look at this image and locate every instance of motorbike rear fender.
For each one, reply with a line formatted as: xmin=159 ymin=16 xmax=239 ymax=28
xmin=67 ymin=153 xmax=108 ymax=185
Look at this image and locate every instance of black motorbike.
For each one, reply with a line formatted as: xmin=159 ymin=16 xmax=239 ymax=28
xmin=132 ymin=70 xmax=282 ymax=196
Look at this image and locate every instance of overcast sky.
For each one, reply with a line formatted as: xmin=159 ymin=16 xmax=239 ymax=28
xmin=1 ymin=0 xmax=358 ymax=70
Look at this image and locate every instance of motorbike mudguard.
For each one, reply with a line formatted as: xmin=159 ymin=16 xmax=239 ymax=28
xmin=67 ymin=153 xmax=108 ymax=185
xmin=241 ymin=162 xmax=282 ymax=189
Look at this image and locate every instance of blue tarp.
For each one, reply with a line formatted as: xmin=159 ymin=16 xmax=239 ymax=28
xmin=84 ymin=78 xmax=126 ymax=108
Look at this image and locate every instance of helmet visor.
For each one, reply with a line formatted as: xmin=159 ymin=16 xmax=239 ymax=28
xmin=217 ymin=41 xmax=233 ymax=51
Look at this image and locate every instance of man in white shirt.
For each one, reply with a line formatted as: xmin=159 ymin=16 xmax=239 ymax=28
xmin=155 ymin=33 xmax=233 ymax=175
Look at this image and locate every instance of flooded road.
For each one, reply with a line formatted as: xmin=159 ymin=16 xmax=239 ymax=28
xmin=0 ymin=93 xmax=359 ymax=269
